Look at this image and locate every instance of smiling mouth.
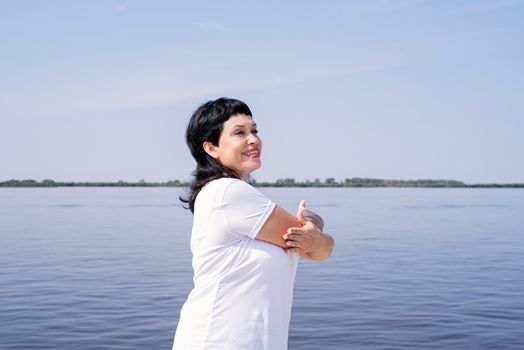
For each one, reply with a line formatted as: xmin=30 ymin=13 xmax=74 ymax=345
xmin=243 ymin=149 xmax=260 ymax=158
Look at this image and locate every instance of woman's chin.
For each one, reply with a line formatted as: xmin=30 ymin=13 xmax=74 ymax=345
xmin=240 ymin=163 xmax=261 ymax=180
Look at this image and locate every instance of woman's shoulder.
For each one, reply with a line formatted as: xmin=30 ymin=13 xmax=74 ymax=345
xmin=195 ymin=178 xmax=246 ymax=209
xmin=202 ymin=177 xmax=262 ymax=199
xmin=204 ymin=177 xmax=240 ymax=189
xmin=199 ymin=177 xmax=242 ymax=196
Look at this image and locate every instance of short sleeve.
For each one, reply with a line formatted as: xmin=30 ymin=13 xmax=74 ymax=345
xmin=221 ymin=179 xmax=276 ymax=239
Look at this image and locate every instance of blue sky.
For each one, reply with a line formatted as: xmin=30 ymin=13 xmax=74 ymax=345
xmin=1 ymin=0 xmax=523 ymax=184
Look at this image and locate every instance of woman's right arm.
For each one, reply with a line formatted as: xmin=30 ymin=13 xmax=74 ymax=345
xmin=256 ymin=201 xmax=334 ymax=261
xmin=222 ymin=179 xmax=328 ymax=252
xmin=255 ymin=201 xmax=327 ymax=251
xmin=255 ymin=206 xmax=303 ymax=249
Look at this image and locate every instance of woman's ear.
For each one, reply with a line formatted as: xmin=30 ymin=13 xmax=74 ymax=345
xmin=203 ymin=141 xmax=219 ymax=159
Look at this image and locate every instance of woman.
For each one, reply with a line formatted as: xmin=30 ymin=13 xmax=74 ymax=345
xmin=173 ymin=97 xmax=334 ymax=350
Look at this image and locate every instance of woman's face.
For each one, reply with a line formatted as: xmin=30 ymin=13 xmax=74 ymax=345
xmin=205 ymin=113 xmax=262 ymax=180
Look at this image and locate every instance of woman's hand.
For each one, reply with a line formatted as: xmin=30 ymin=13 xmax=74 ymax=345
xmin=284 ymin=201 xmax=334 ymax=261
xmin=296 ymin=200 xmax=324 ymax=231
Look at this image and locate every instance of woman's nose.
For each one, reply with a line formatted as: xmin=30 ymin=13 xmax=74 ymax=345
xmin=247 ymin=133 xmax=259 ymax=145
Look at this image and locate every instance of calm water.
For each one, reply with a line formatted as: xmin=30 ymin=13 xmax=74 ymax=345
xmin=1 ymin=187 xmax=523 ymax=349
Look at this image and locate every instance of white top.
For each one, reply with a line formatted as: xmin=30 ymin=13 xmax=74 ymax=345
xmin=173 ymin=178 xmax=299 ymax=350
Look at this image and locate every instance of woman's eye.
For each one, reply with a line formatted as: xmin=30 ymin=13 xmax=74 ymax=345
xmin=235 ymin=130 xmax=244 ymax=135
xmin=252 ymin=129 xmax=258 ymax=135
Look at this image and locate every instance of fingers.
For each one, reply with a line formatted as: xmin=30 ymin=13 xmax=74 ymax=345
xmin=285 ymin=240 xmax=300 ymax=248
xmin=297 ymin=200 xmax=305 ymax=215
xmin=284 ymin=229 xmax=307 ymax=240
xmin=296 ymin=200 xmax=306 ymax=225
xmin=284 ymin=229 xmax=304 ymax=249
xmin=283 ymin=229 xmax=304 ymax=244
xmin=286 ymin=222 xmax=321 ymax=238
xmin=286 ymin=227 xmax=303 ymax=235
xmin=284 ymin=230 xmax=307 ymax=250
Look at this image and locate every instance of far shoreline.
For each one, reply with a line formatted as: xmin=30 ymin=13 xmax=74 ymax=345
xmin=1 ymin=178 xmax=523 ymax=189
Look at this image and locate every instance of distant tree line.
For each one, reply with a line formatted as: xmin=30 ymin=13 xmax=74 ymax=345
xmin=1 ymin=178 xmax=523 ymax=188
xmin=255 ymin=177 xmax=468 ymax=188
xmin=0 ymin=179 xmax=186 ymax=188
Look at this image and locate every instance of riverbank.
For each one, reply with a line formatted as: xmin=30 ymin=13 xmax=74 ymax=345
xmin=1 ymin=178 xmax=523 ymax=188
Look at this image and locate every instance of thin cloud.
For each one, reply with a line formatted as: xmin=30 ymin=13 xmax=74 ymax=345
xmin=113 ymin=3 xmax=131 ymax=12
xmin=0 ymin=63 xmax=378 ymax=118
xmin=344 ymin=0 xmax=427 ymax=16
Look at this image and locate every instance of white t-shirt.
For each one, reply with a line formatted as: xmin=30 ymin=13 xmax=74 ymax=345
xmin=173 ymin=178 xmax=299 ymax=350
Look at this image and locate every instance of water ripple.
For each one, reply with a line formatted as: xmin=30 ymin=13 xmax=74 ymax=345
xmin=1 ymin=188 xmax=524 ymax=349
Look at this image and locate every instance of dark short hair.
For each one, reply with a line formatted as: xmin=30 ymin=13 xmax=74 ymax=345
xmin=180 ymin=97 xmax=252 ymax=212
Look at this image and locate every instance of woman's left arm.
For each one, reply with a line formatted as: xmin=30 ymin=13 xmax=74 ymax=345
xmin=283 ymin=202 xmax=334 ymax=261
